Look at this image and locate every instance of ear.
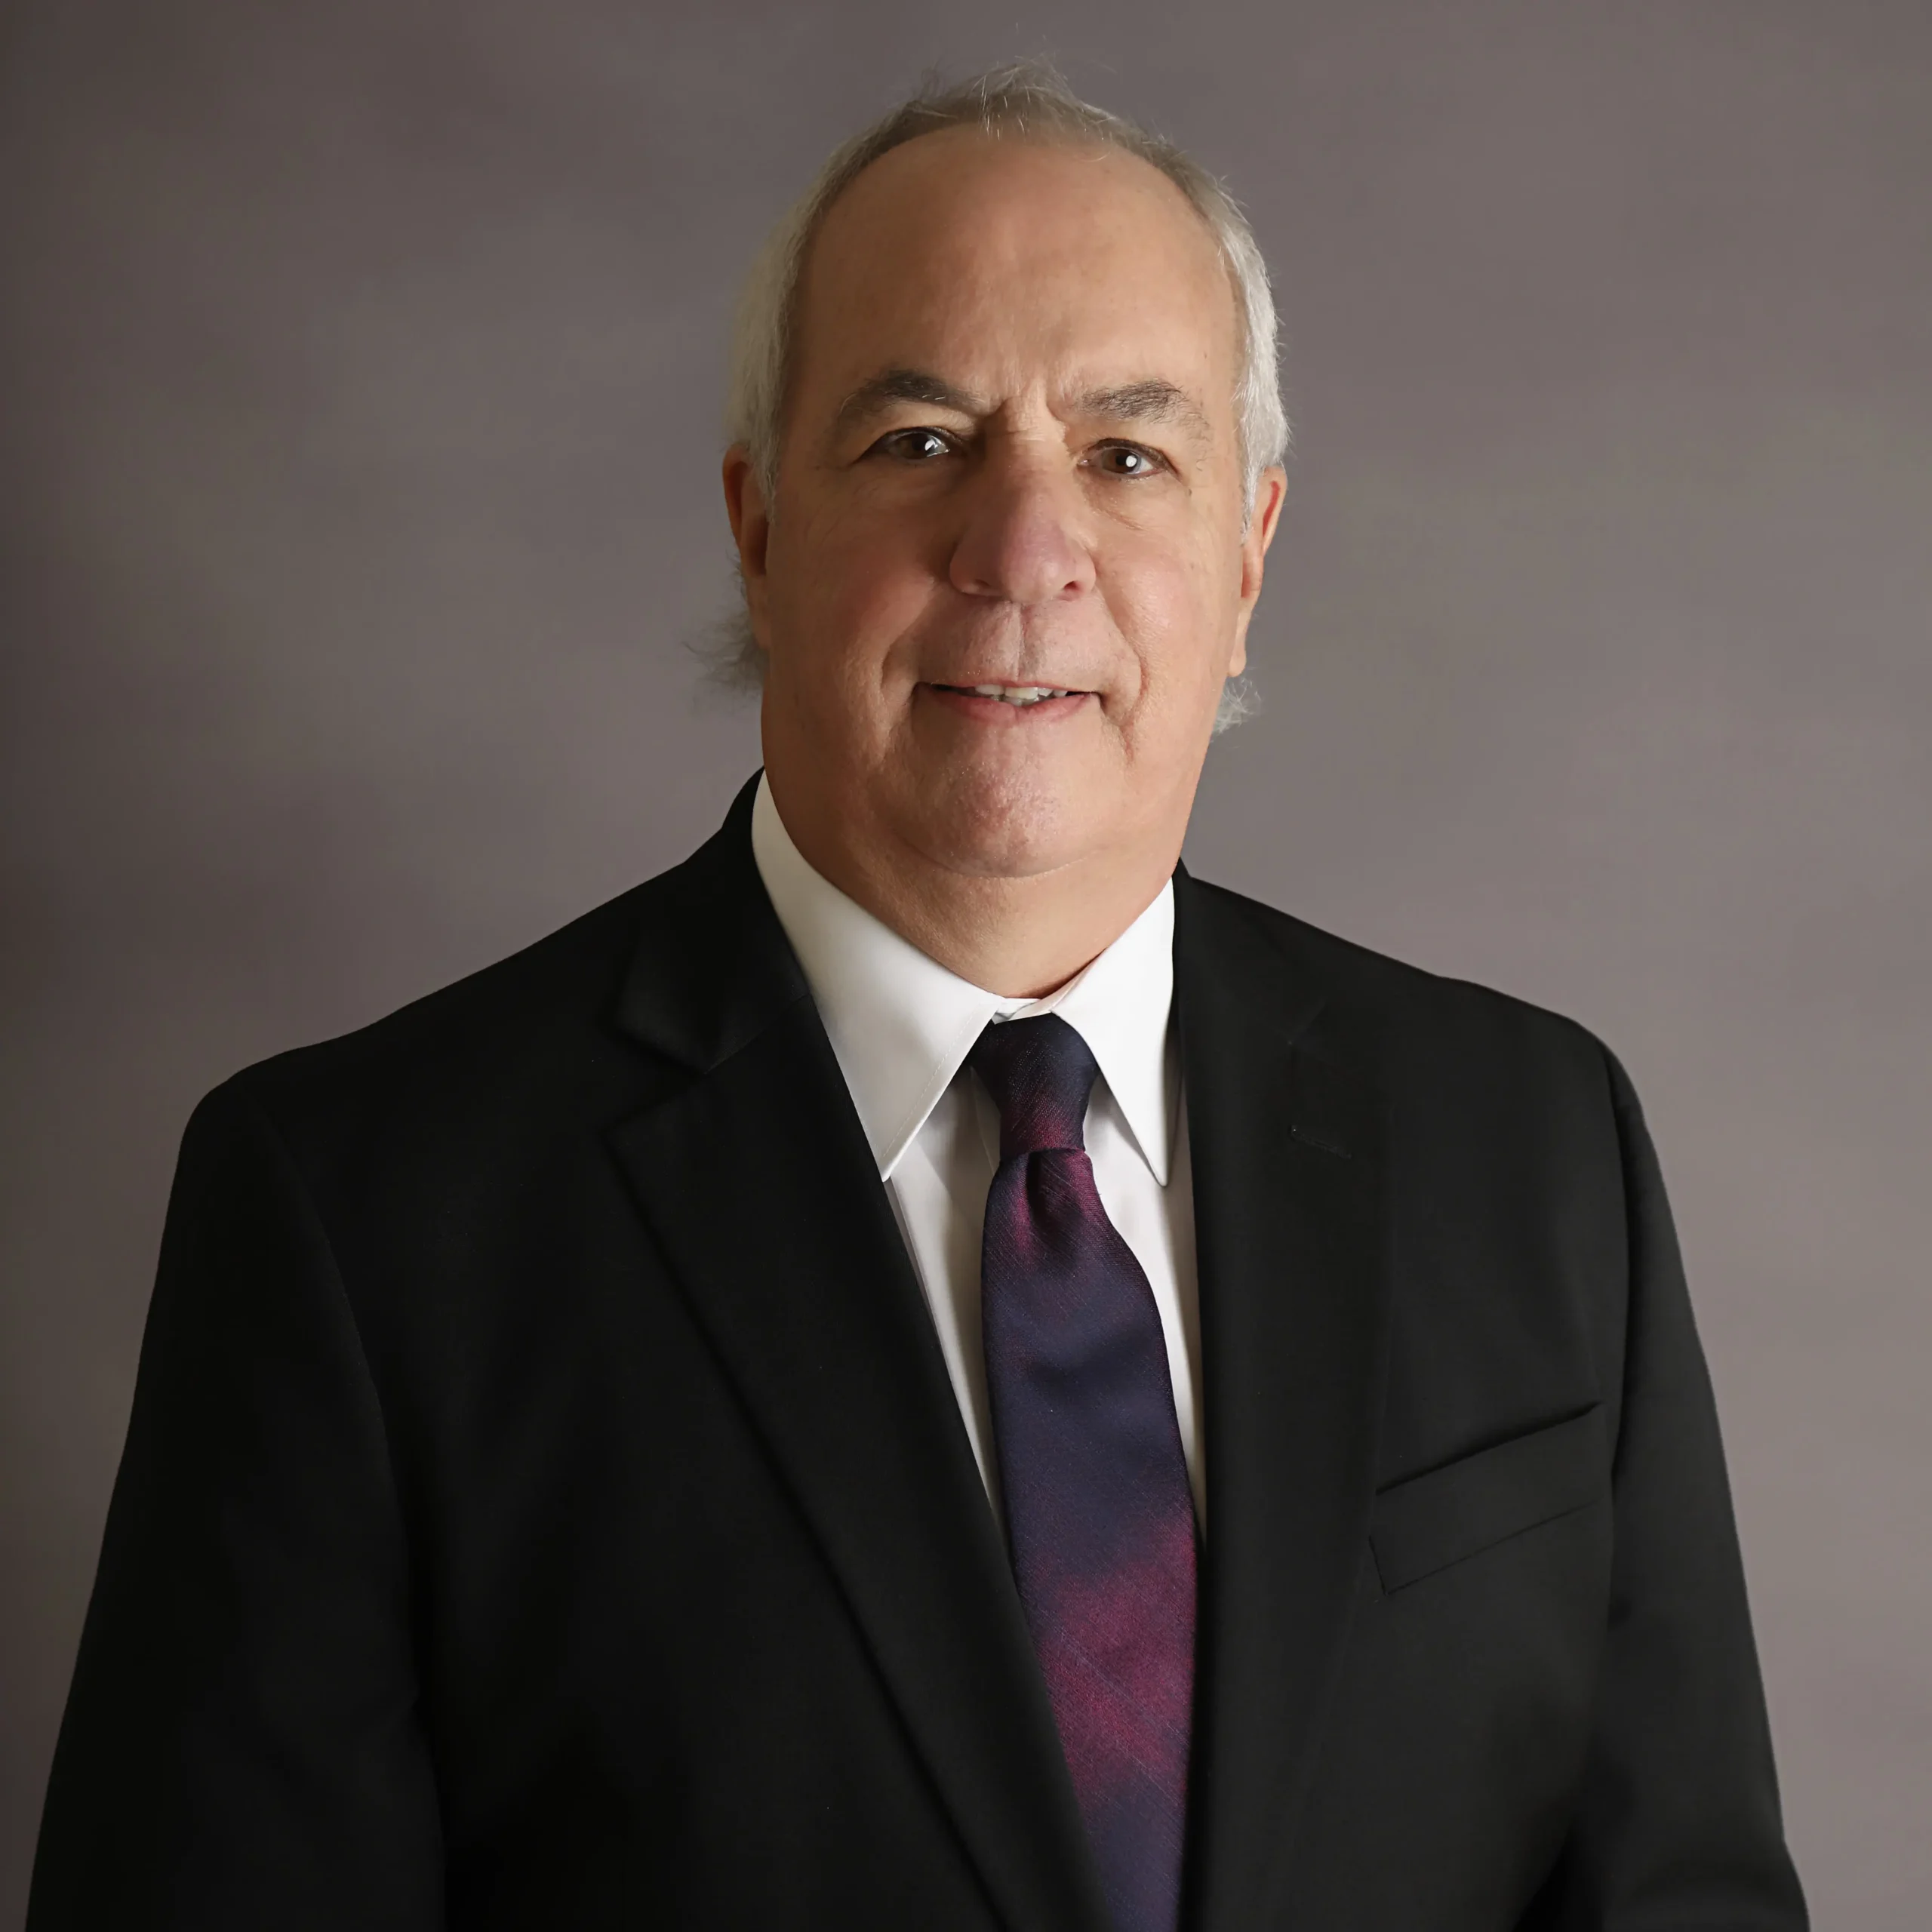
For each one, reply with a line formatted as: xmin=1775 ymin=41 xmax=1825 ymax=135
xmin=721 ymin=445 xmax=774 ymax=651
xmin=1226 ymin=463 xmax=1287 ymax=676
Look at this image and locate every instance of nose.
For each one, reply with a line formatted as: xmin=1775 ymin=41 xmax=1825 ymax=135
xmin=947 ymin=451 xmax=1097 ymax=606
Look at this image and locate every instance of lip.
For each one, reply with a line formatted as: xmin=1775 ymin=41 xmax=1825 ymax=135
xmin=920 ymin=682 xmax=1096 ymax=724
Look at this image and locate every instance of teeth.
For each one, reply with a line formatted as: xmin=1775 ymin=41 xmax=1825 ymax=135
xmin=965 ymin=684 xmax=1072 ymax=706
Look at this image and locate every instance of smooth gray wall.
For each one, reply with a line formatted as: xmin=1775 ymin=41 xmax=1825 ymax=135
xmin=3 ymin=2 xmax=1927 ymax=1922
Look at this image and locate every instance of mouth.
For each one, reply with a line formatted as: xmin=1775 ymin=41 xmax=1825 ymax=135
xmin=924 ymin=681 xmax=1095 ymax=721
xmin=941 ymin=682 xmax=1081 ymax=706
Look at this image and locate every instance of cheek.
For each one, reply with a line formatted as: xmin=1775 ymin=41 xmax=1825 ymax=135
xmin=1100 ymin=540 xmax=1238 ymax=703
xmin=770 ymin=504 xmax=934 ymax=678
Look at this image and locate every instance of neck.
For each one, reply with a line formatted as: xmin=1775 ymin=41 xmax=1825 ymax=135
xmin=766 ymin=783 xmax=1181 ymax=1000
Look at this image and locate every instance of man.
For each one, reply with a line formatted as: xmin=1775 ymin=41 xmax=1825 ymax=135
xmin=30 ymin=64 xmax=1805 ymax=1932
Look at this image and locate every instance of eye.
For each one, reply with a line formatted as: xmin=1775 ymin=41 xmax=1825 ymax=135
xmin=872 ymin=427 xmax=956 ymax=462
xmin=1088 ymin=441 xmax=1168 ymax=478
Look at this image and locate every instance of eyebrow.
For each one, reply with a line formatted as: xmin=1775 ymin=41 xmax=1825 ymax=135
xmin=834 ymin=368 xmax=986 ymax=435
xmin=832 ymin=368 xmax=1214 ymax=448
xmin=1074 ymin=380 xmax=1214 ymax=446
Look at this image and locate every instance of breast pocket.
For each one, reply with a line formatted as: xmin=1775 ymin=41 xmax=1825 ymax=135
xmin=1370 ymin=1405 xmax=1607 ymax=1594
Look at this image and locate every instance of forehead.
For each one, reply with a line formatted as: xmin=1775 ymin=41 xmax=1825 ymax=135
xmin=792 ymin=129 xmax=1241 ymax=417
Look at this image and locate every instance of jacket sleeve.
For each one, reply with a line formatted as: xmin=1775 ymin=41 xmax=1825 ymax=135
xmin=1523 ymin=1049 xmax=1807 ymax=1929
xmin=27 ymin=1078 xmax=443 ymax=1930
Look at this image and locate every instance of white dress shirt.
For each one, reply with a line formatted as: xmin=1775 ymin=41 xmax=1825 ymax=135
xmin=750 ymin=774 xmax=1204 ymax=1525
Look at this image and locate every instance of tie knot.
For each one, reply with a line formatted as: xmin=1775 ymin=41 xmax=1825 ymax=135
xmin=968 ymin=1013 xmax=1100 ymax=1159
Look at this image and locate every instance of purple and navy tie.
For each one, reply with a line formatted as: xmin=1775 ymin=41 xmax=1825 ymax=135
xmin=970 ymin=1014 xmax=1198 ymax=1932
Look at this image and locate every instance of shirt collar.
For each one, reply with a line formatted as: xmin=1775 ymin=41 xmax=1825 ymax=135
xmin=750 ymin=774 xmax=1176 ymax=1185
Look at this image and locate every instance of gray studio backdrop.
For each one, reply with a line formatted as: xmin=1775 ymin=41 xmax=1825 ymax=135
xmin=3 ymin=2 xmax=1927 ymax=1923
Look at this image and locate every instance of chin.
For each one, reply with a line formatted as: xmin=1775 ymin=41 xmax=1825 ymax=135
xmin=902 ymin=761 xmax=1098 ymax=882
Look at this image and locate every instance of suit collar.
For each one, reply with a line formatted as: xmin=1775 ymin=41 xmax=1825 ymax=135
xmin=613 ymin=772 xmax=808 ymax=1075
xmin=608 ymin=789 xmax=1392 ymax=1928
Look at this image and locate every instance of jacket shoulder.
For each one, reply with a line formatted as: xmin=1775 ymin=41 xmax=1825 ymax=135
xmin=1185 ymin=873 xmax=1616 ymax=1096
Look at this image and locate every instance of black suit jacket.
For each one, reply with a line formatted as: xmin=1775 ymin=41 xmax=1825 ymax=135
xmin=31 ymin=777 xmax=1805 ymax=1930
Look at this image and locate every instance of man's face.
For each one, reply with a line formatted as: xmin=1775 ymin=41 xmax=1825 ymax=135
xmin=730 ymin=129 xmax=1284 ymax=890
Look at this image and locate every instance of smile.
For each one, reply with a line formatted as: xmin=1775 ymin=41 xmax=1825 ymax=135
xmin=932 ymin=683 xmax=1086 ymax=707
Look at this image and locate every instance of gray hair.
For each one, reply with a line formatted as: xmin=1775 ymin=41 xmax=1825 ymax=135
xmin=708 ymin=60 xmax=1287 ymax=730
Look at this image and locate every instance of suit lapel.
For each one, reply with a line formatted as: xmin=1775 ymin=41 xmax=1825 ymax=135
xmin=605 ymin=785 xmax=1109 ymax=1932
xmin=1174 ymin=869 xmax=1392 ymax=1930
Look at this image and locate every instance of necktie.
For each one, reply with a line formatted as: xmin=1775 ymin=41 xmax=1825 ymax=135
xmin=970 ymin=1014 xmax=1197 ymax=1932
